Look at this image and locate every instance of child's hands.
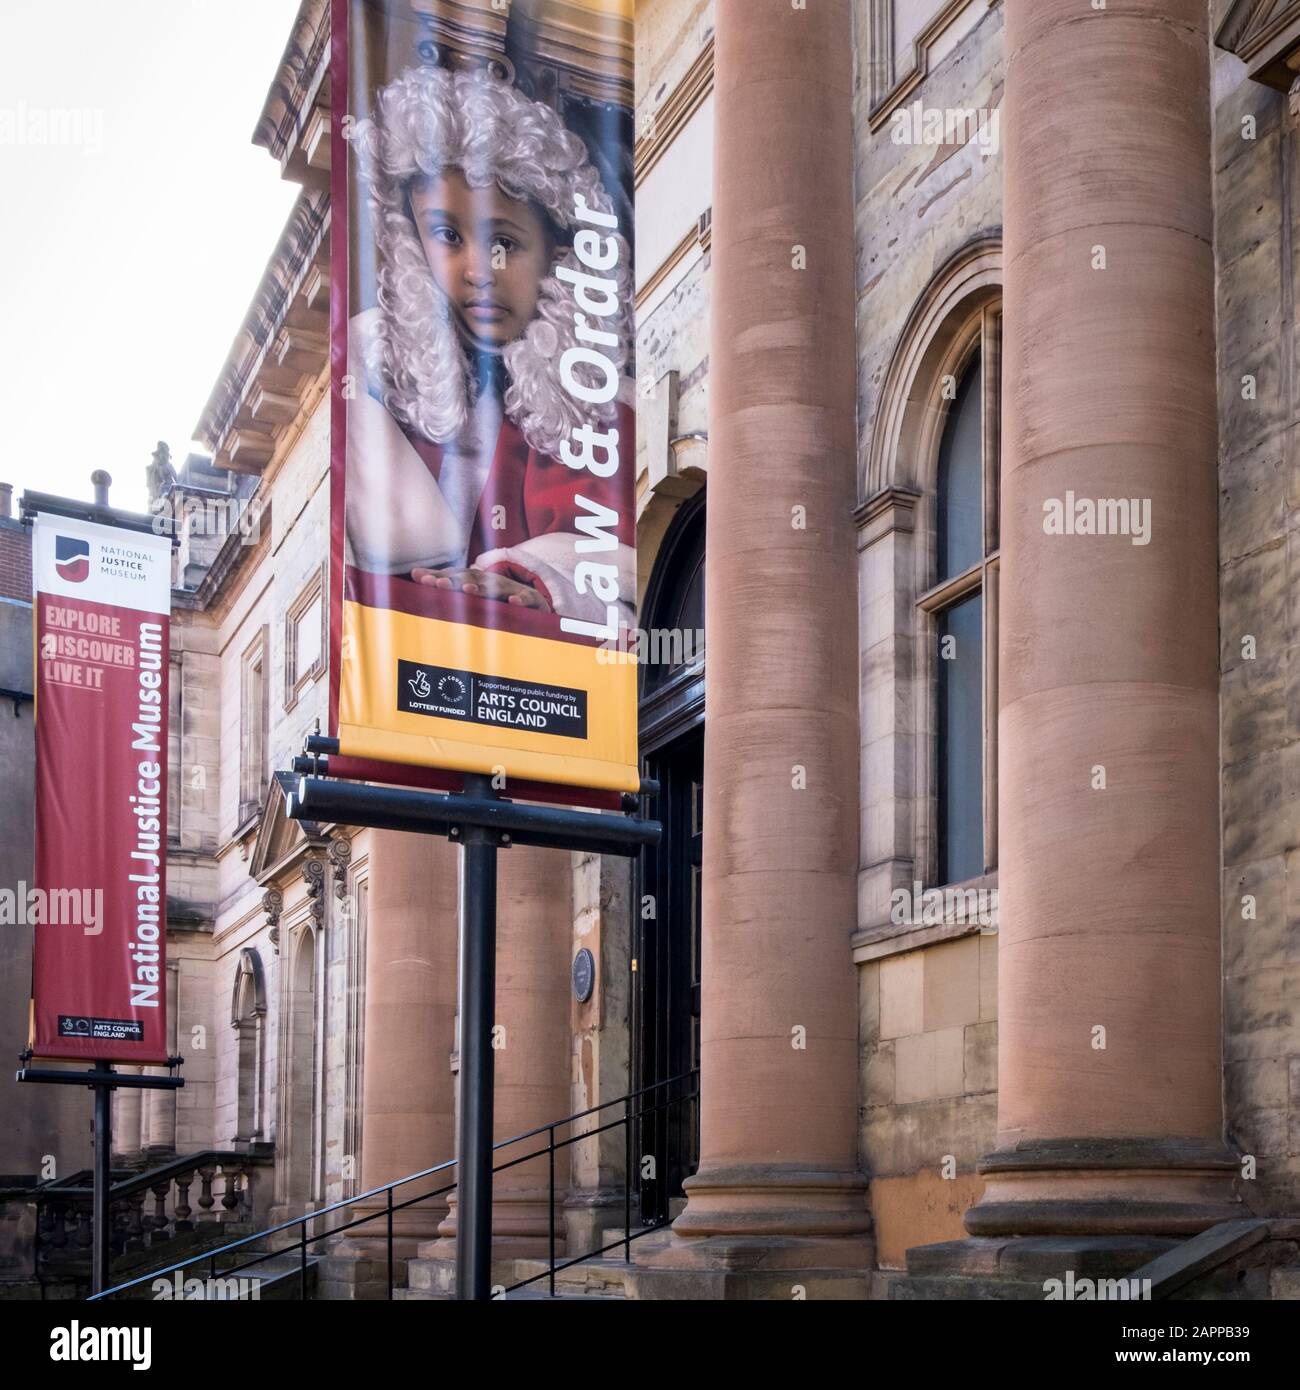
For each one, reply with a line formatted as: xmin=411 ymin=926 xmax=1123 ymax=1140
xmin=411 ymin=566 xmax=552 ymax=611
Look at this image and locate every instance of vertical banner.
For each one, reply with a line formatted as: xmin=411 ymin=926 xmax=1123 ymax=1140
xmin=30 ymin=514 xmax=172 ymax=1063
xmin=330 ymin=0 xmax=639 ymax=795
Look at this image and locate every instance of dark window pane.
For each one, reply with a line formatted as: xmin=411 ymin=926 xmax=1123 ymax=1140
xmin=936 ymin=355 xmax=982 ymax=581
xmin=937 ymin=592 xmax=983 ymax=884
xmin=675 ymin=555 xmax=704 ymax=652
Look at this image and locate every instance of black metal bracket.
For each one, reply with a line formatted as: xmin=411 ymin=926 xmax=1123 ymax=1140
xmin=0 ymin=687 xmax=32 ymax=717
xmin=16 ymin=1056 xmax=186 ymax=1296
xmin=286 ymin=773 xmax=661 ymax=858
xmin=16 ymin=1067 xmax=185 ymax=1090
xmin=282 ymin=757 xmax=661 ymax=1300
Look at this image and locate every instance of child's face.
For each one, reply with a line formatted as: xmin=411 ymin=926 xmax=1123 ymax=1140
xmin=409 ymin=169 xmax=556 ymax=351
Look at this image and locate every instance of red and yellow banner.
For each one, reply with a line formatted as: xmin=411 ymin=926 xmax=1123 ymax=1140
xmin=30 ymin=513 xmax=172 ymax=1063
xmin=329 ymin=0 xmax=639 ymax=794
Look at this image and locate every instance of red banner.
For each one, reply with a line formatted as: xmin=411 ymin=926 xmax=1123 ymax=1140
xmin=30 ymin=514 xmax=172 ymax=1063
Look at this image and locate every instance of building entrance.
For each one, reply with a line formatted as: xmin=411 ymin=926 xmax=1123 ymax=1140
xmin=633 ymin=492 xmax=704 ymax=1226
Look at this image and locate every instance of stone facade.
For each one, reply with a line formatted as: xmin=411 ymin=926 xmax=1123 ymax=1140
xmin=7 ymin=0 xmax=1300 ymax=1302
xmin=1213 ymin=0 xmax=1300 ymax=1223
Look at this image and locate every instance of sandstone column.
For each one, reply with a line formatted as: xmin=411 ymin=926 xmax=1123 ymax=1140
xmin=142 ymin=964 xmax=179 ymax=1158
xmin=968 ymin=0 xmax=1237 ymax=1238
xmin=658 ymin=0 xmax=868 ymax=1267
xmin=112 ymin=1067 xmax=144 ymax=1164
xmin=432 ymin=843 xmax=572 ymax=1261
xmin=346 ymin=830 xmax=459 ymax=1254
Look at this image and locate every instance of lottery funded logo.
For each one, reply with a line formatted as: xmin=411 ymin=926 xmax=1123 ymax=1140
xmin=397 ymin=660 xmax=587 ymax=739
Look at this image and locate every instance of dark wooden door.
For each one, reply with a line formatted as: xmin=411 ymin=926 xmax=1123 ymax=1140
xmin=635 ymin=729 xmax=703 ymax=1225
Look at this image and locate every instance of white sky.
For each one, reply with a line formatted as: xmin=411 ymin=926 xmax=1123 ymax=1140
xmin=0 ymin=0 xmax=303 ymax=515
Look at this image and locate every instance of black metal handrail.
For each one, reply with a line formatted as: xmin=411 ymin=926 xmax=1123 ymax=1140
xmin=89 ymin=1069 xmax=700 ymax=1301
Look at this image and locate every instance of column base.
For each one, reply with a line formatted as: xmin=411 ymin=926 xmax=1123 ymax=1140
xmin=964 ymin=1138 xmax=1241 ymax=1237
xmin=429 ymin=1187 xmax=569 ymax=1265
xmin=562 ymin=1186 xmax=628 ymax=1255
xmin=346 ymin=1194 xmax=448 ymax=1245
xmin=633 ymin=1164 xmax=873 ymax=1286
xmin=314 ymin=1236 xmax=425 ymax=1301
xmin=668 ymin=1163 xmax=872 ymax=1241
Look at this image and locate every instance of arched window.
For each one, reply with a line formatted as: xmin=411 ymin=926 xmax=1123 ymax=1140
xmin=918 ymin=307 xmax=1000 ymax=886
xmin=862 ymin=235 xmax=1001 ymax=913
xmin=640 ymin=493 xmax=705 ymax=703
xmin=230 ymin=947 xmax=267 ymax=1144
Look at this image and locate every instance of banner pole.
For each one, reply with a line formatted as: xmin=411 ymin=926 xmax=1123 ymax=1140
xmin=455 ymin=773 xmax=499 ymax=1302
xmin=91 ymin=1059 xmax=112 ymax=1296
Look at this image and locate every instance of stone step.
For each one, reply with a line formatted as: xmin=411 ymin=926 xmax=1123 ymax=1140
xmin=396 ymin=1212 xmax=678 ymax=1301
xmin=121 ymin=1249 xmax=320 ymax=1300
xmin=597 ymin=1224 xmax=673 ymax=1255
xmin=510 ymin=1254 xmax=633 ymax=1298
xmin=403 ymin=1252 xmax=519 ymax=1298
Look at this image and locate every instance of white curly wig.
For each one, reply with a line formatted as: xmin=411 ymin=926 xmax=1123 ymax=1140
xmin=349 ymin=65 xmax=634 ymax=457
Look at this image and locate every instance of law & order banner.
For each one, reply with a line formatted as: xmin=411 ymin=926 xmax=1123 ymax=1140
xmin=330 ymin=0 xmax=639 ymax=794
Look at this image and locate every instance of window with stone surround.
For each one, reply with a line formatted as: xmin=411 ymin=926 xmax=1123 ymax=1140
xmin=231 ymin=947 xmax=267 ymax=1143
xmin=857 ymin=235 xmax=1001 ymax=940
xmin=238 ymin=627 xmax=269 ymax=828
xmin=285 ymin=564 xmax=327 ymax=711
xmin=918 ymin=307 xmax=1000 ymax=886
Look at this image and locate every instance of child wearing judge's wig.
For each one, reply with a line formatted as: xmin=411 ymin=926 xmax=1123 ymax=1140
xmin=345 ymin=64 xmax=635 ymax=628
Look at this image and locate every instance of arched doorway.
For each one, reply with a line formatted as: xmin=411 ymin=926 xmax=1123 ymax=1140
xmin=634 ymin=490 xmax=704 ymax=1225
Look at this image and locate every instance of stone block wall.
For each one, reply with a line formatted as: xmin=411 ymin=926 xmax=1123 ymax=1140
xmin=1212 ymin=1 xmax=1300 ymax=1218
xmin=852 ymin=0 xmax=1004 ymax=1264
xmin=860 ymin=931 xmax=995 ymax=1267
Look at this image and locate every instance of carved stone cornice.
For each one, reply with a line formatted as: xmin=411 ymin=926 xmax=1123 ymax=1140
xmin=1217 ymin=0 xmax=1300 ymax=91
xmin=172 ymin=504 xmax=270 ymax=615
xmin=254 ymin=0 xmax=331 ymax=183
xmin=193 ymin=189 xmax=329 ymax=477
